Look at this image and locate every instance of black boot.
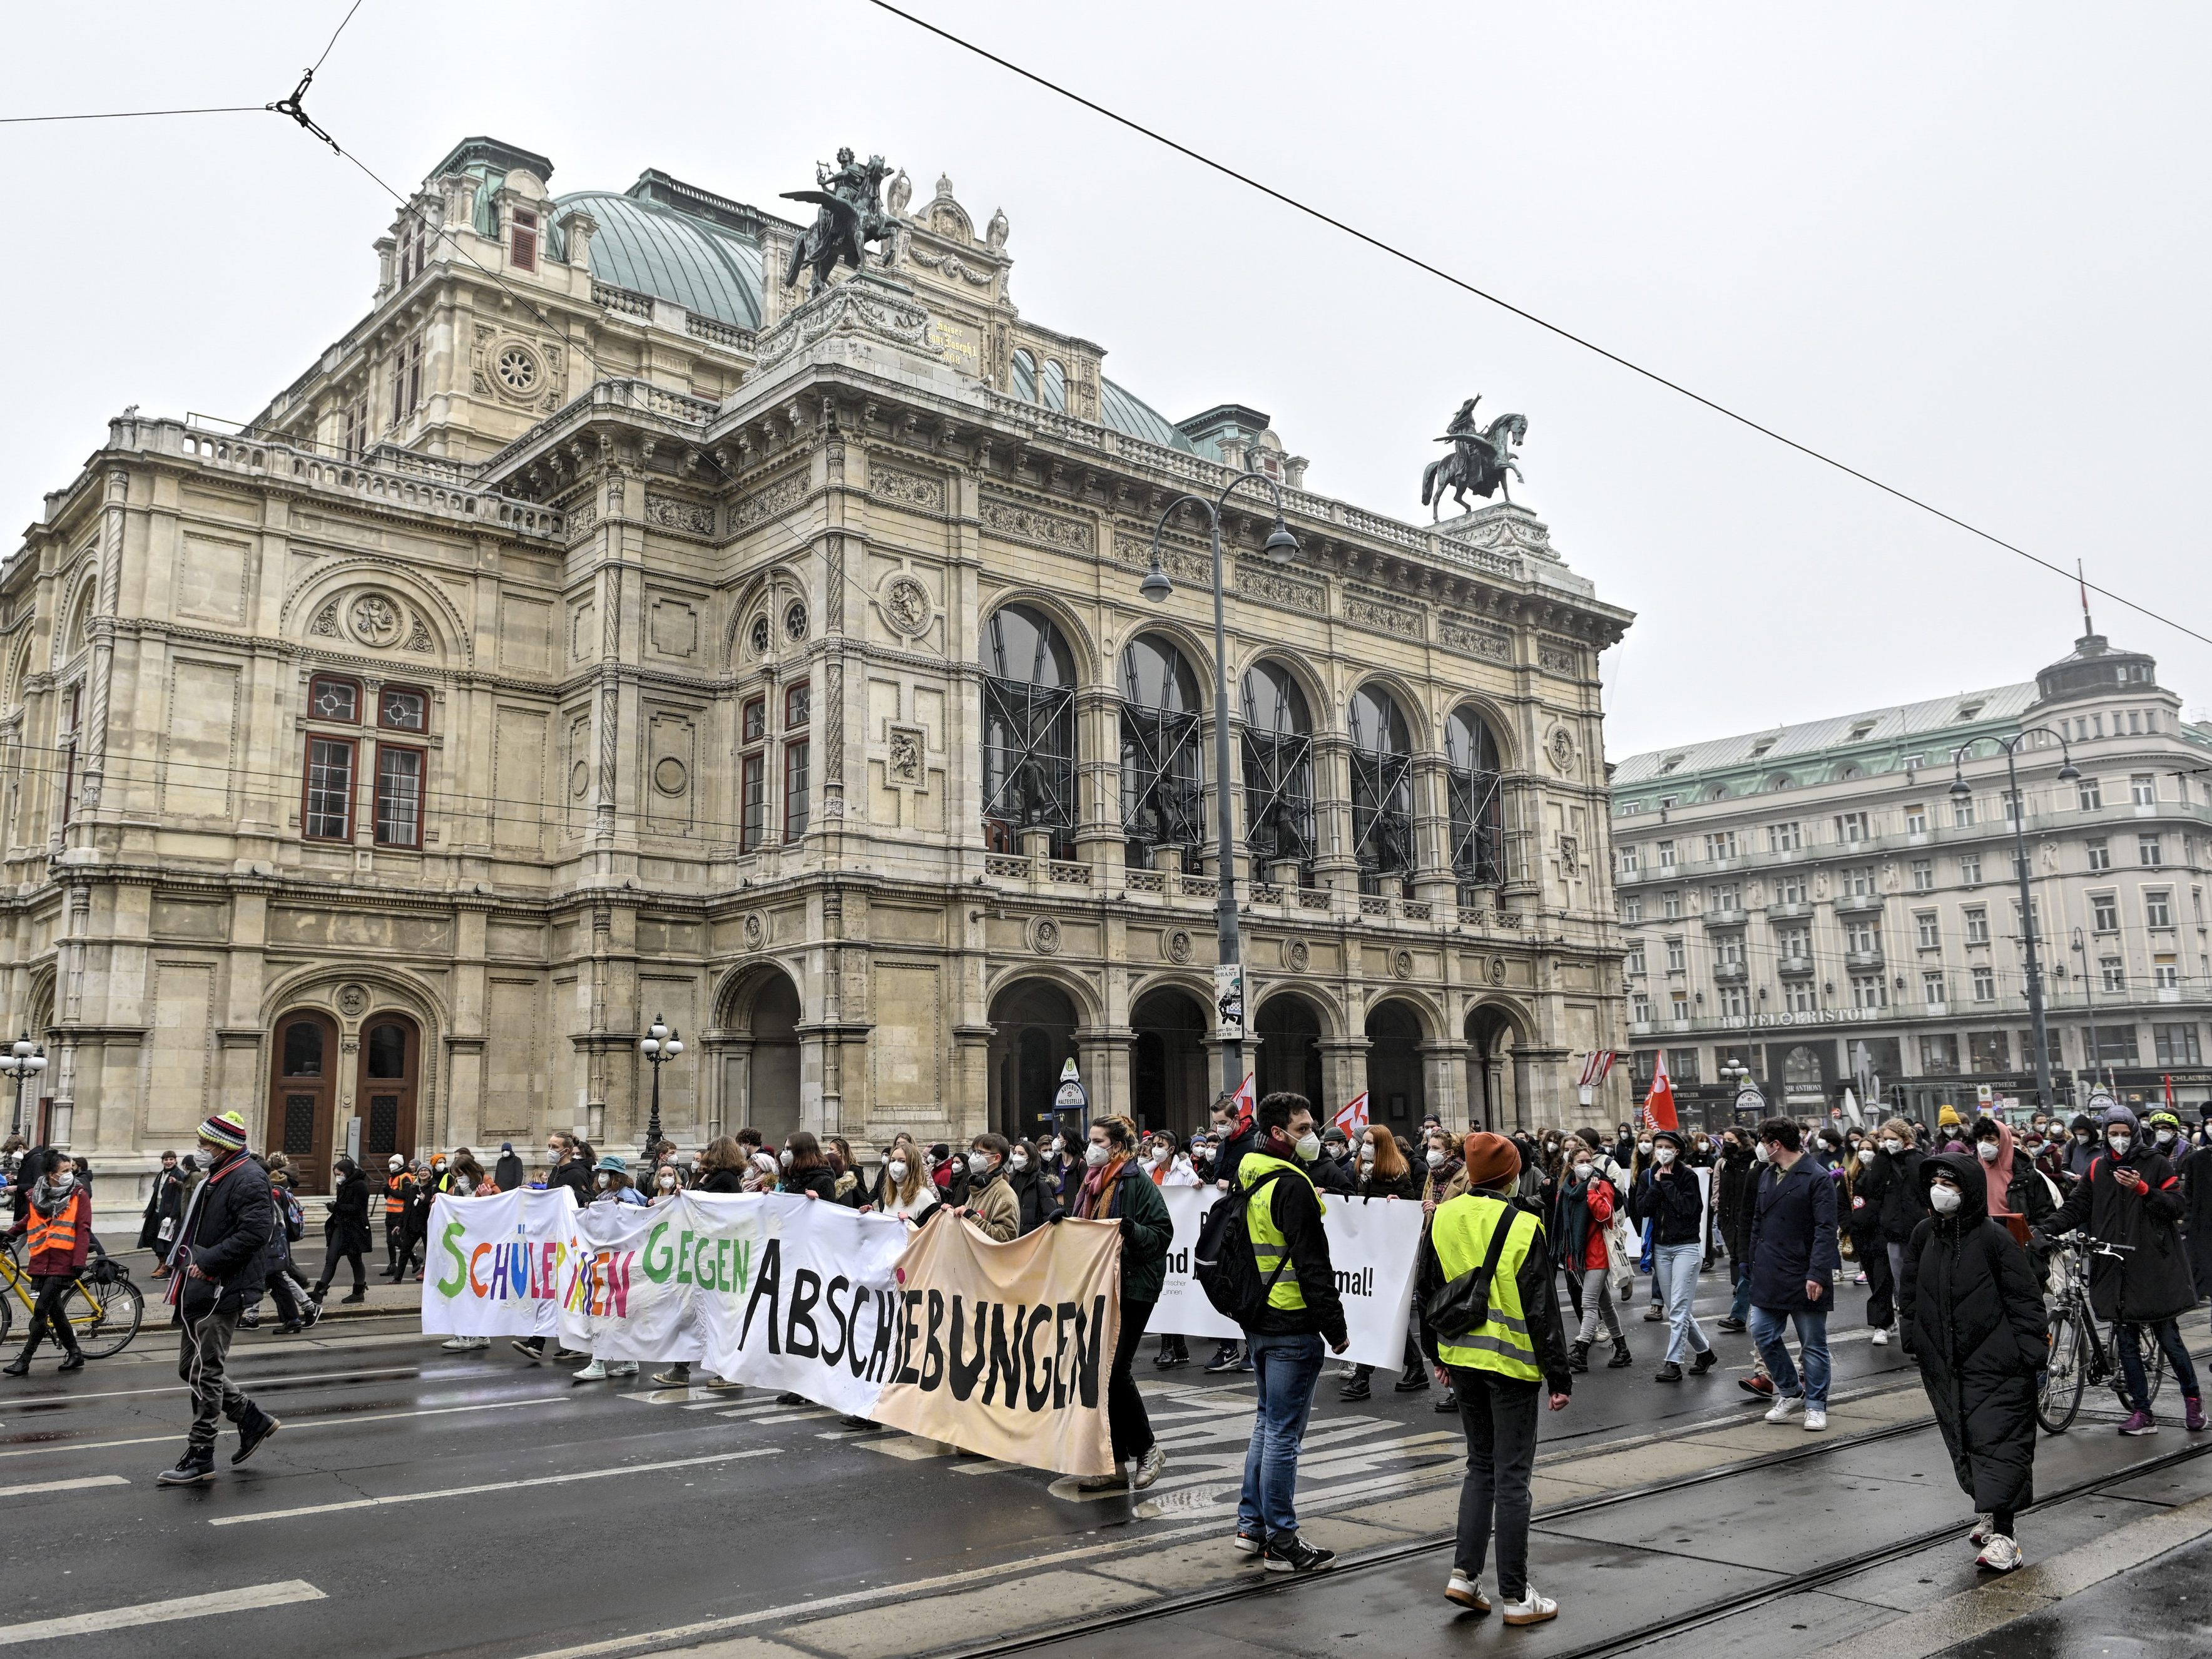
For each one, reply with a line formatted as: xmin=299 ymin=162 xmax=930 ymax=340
xmin=1433 ymin=1387 xmax=1458 ymax=1413
xmin=1568 ymin=1340 xmax=1592 ymax=1374
xmin=1690 ymin=1349 xmax=1718 ymax=1376
xmin=1394 ymin=1359 xmax=1430 ymax=1393
xmin=56 ymin=1349 xmax=84 ymax=1372
xmin=1338 ymin=1367 xmax=1372 ymax=1402
xmin=1607 ymin=1341 xmax=1634 ymax=1369
xmin=5 ymin=1331 xmax=43 ymax=1376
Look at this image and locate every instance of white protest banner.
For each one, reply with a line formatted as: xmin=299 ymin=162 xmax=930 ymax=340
xmin=1148 ymin=1185 xmax=1424 ymax=1370
xmin=420 ymin=1187 xmax=578 ymax=1339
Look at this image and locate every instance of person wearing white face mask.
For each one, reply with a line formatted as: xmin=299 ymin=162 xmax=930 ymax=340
xmin=957 ymin=1135 xmax=1020 ymax=1243
xmin=1004 ymin=1137 xmax=1064 ymax=1233
xmin=1643 ymin=1131 xmax=1715 ymax=1383
xmin=1067 ymin=1116 xmax=1173 ymax=1493
xmin=1745 ymin=1117 xmax=1841 ymax=1431
xmin=1896 ymin=1156 xmax=2048 ymax=1573
xmin=2037 ymin=1105 xmax=2203 ymax=1435
xmin=1968 ymin=1118 xmax=2054 ymax=1238
xmin=871 ymin=1139 xmax=941 ymax=1229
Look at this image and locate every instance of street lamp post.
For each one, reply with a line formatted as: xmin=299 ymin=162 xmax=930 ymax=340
xmin=1950 ymin=729 xmax=2080 ymax=1115
xmin=2072 ymin=926 xmax=2103 ymax=1100
xmin=0 ymin=1033 xmax=48 ymax=1141
xmin=1139 ymin=464 xmax=1300 ymax=1095
xmin=638 ymin=1013 xmax=683 ymax=1164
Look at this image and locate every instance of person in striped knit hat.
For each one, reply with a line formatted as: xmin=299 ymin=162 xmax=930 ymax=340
xmin=156 ymin=1110 xmax=282 ymax=1486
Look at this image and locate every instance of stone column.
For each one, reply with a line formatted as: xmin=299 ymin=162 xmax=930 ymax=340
xmin=76 ymin=467 xmax=129 ymax=823
xmin=1321 ymin=1036 xmax=1368 ymax=1122
xmin=1422 ymin=1038 xmax=1469 ymax=1126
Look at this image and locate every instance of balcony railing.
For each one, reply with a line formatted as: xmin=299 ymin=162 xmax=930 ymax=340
xmin=1833 ymin=893 xmax=1884 ymax=916
xmin=1703 ymin=908 xmax=1749 ymax=930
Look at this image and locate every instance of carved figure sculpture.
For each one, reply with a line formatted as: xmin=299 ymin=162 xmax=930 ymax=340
xmin=1421 ymin=396 xmax=1529 ymax=518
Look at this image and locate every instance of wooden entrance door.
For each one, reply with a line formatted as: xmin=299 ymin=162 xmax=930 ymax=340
xmin=355 ymin=1013 xmax=420 ymax=1166
xmin=270 ymin=1010 xmax=339 ymax=1193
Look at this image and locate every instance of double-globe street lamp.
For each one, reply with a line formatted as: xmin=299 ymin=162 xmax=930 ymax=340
xmin=1 ymin=1034 xmax=48 ymax=1141
xmin=1949 ymin=728 xmax=2081 ymax=1115
xmin=1138 ymin=464 xmax=1300 ymax=1094
xmin=639 ymin=1014 xmax=683 ymax=1164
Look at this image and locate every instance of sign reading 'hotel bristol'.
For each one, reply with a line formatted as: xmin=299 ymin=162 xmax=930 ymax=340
xmin=1740 ymin=1007 xmax=1890 ymax=1029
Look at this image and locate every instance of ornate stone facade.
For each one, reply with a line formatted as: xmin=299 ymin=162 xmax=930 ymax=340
xmin=0 ymin=137 xmax=1632 ymax=1210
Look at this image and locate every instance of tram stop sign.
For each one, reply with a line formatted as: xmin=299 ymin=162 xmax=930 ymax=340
xmin=1051 ymin=1056 xmax=1088 ymax=1140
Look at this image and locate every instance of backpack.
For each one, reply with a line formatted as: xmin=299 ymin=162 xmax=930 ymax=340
xmin=1193 ymin=1168 xmax=1293 ymax=1324
xmin=280 ymin=1189 xmax=305 ymax=1243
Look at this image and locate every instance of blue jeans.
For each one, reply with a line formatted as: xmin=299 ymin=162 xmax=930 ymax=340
xmin=2119 ymin=1317 xmax=2200 ymax=1412
xmin=1728 ymin=1258 xmax=1753 ymax=1325
xmin=1653 ymin=1242 xmax=1710 ymax=1365
xmin=1749 ymin=1304 xmax=1830 ymax=1407
xmin=1238 ymin=1330 xmax=1327 ymax=1541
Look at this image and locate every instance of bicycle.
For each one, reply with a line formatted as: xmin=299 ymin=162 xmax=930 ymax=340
xmin=2036 ymin=1237 xmax=2165 ymax=1434
xmin=0 ymin=1236 xmax=145 ymax=1360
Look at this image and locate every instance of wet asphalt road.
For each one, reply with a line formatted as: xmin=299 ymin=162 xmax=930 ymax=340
xmin=0 ymin=1258 xmax=1924 ymax=1658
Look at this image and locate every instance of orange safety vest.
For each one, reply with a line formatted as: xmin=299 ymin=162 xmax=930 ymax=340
xmin=27 ymin=1187 xmax=87 ymax=1260
xmin=384 ymin=1173 xmax=414 ymax=1215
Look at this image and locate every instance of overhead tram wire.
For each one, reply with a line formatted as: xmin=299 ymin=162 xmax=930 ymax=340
xmin=309 ymin=0 xmax=369 ymax=74
xmin=0 ymin=105 xmax=267 ymax=126
xmin=860 ymin=0 xmax=2212 ymax=655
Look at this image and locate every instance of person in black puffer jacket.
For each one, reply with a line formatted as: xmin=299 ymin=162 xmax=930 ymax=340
xmin=1714 ymin=1131 xmax=1760 ymax=1333
xmin=1005 ymin=1139 xmax=1062 ymax=1233
xmin=1898 ymin=1153 xmax=2047 ymax=1573
xmin=312 ymin=1156 xmax=372 ymax=1305
xmin=1867 ymin=1118 xmax=1928 ymax=1322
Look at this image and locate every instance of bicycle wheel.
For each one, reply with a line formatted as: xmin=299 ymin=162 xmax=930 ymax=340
xmin=66 ymin=1275 xmax=143 ymax=1360
xmin=2038 ymin=1308 xmax=2087 ymax=1434
xmin=2144 ymin=1332 xmax=2169 ymax=1411
xmin=0 ymin=1284 xmax=12 ymax=1347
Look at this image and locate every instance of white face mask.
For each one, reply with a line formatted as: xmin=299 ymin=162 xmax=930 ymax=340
xmin=1152 ymin=1146 xmax=1171 ymax=1163
xmin=1050 ymin=1138 xmax=1065 ymax=1154
xmin=779 ymin=1149 xmax=793 ymax=1168
xmin=1637 ymin=1141 xmax=1653 ymax=1155
xmin=658 ymin=1174 xmax=677 ymax=1189
xmin=1359 ymin=1148 xmax=1377 ymax=1165
xmin=594 ymin=1173 xmax=610 ymax=1190
xmin=1857 ymin=1147 xmax=1875 ymax=1165
xmin=1295 ymin=1133 xmax=1321 ymax=1163
xmin=1975 ymin=1141 xmax=2000 ymax=1163
xmin=887 ymin=1160 xmax=909 ymax=1182
xmin=1755 ymin=1143 xmax=1773 ymax=1163
xmin=1011 ymin=1151 xmax=1030 ymax=1170
xmin=2109 ymin=1134 xmax=2133 ymax=1155
xmin=1084 ymin=1141 xmax=1111 ymax=1168
xmin=2157 ymin=1129 xmax=2176 ymax=1146
xmin=969 ymin=1152 xmax=994 ymax=1177
xmin=1654 ymin=1146 xmax=1677 ymax=1165
xmin=2075 ymin=1131 xmax=2093 ymax=1145
xmin=1426 ymin=1149 xmax=1446 ymax=1169
xmin=1929 ymin=1183 xmax=1963 ymax=1215
xmin=389 ymin=1158 xmax=404 ymax=1172
xmin=1880 ymin=1138 xmax=1902 ymax=1154
xmin=1572 ymin=1161 xmax=1593 ymax=1178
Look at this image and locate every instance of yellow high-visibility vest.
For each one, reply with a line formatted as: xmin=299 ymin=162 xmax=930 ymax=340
xmin=1429 ymin=1192 xmax=1542 ymax=1381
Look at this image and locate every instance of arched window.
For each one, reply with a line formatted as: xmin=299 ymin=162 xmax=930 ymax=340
xmin=1349 ymin=684 xmax=1415 ymax=894
xmin=981 ymin=604 xmax=1078 ymax=857
xmin=1118 ymin=635 xmax=1203 ymax=867
xmin=1446 ymin=705 xmax=1505 ymax=894
xmin=1011 ymin=349 xmax=1037 ymax=403
xmin=280 ymin=1018 xmax=325 ymax=1077
xmin=1241 ymin=660 xmax=1313 ymax=878
xmin=1041 ymin=359 xmax=1068 ymax=413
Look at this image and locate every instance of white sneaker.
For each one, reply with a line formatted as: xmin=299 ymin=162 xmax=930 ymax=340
xmin=1132 ymin=1445 xmax=1167 ymax=1490
xmin=571 ymin=1359 xmax=609 ymax=1383
xmin=1870 ymin=1329 xmax=1890 ymax=1346
xmin=1500 ymin=1588 xmax=1558 ymax=1626
xmin=1803 ymin=1406 xmax=1828 ymax=1431
xmin=1445 ymin=1571 xmax=1492 ymax=1612
xmin=1969 ymin=1512 xmax=1995 ymax=1546
xmin=1975 ymin=1534 xmax=2022 ymax=1573
xmin=608 ymin=1361 xmax=638 ymax=1377
xmin=441 ymin=1336 xmax=476 ymax=1350
xmin=1765 ymin=1394 xmax=1805 ymax=1424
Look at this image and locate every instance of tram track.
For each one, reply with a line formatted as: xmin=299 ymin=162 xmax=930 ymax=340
xmin=935 ymin=1410 xmax=2212 ymax=1659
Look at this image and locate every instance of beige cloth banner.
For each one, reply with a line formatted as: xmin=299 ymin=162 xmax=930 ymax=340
xmin=870 ymin=1214 xmax=1123 ymax=1478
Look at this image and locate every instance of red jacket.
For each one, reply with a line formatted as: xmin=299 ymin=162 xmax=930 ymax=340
xmin=1561 ymin=1175 xmax=1616 ymax=1273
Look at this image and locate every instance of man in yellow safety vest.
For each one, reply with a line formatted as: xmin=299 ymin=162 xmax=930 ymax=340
xmin=1420 ymin=1131 xmax=1573 ymax=1626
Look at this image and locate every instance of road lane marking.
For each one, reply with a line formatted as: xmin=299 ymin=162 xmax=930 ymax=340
xmin=0 ymin=1580 xmax=324 ymax=1645
xmin=1 ymin=1365 xmax=427 ymax=1407
xmin=0 ymin=1476 xmax=129 ymax=1498
xmin=209 ymin=1447 xmax=781 ymax=1525
xmin=0 ymin=1394 xmax=570 ymax=1459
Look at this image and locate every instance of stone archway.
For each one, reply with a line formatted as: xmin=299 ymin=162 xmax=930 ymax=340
xmin=1366 ymin=999 xmax=1427 ymax=1133
xmin=988 ymin=979 xmax=1080 ymax=1143
xmin=1129 ymin=985 xmax=1209 ymax=1140
xmin=1465 ymin=1003 xmax=1527 ymax=1131
xmin=719 ymin=970 xmax=803 ymax=1148
xmin=1255 ymin=991 xmax=1326 ymax=1116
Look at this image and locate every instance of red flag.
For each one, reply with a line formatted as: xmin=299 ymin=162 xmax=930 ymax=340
xmin=1641 ymin=1051 xmax=1679 ymax=1133
xmin=2166 ymin=1073 xmax=2177 ymax=1109
xmin=1231 ymin=1071 xmax=1256 ymax=1132
xmin=1333 ymin=1091 xmax=1370 ymax=1138
xmin=1578 ymin=1050 xmax=1616 ymax=1090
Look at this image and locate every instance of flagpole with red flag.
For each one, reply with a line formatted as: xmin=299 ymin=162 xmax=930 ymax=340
xmin=1642 ymin=1051 xmax=1679 ymax=1134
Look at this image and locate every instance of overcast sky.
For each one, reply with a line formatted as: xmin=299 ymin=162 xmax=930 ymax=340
xmin=4 ymin=2 xmax=2206 ymax=758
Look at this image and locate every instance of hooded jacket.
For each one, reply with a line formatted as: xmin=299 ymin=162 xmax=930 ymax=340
xmin=2042 ymin=1106 xmax=2196 ymax=1323
xmin=1898 ymin=1153 xmax=2047 ymax=1517
xmin=1746 ymin=1147 xmax=1842 ymax=1313
xmin=1860 ymin=1142 xmax=1929 ymax=1243
xmin=324 ymin=1163 xmax=372 ymax=1253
